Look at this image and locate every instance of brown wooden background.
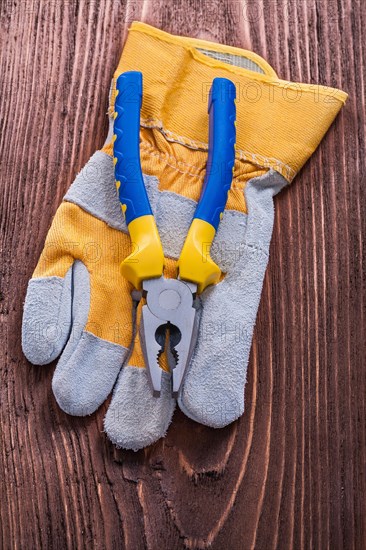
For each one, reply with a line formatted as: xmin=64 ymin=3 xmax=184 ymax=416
xmin=1 ymin=1 xmax=365 ymax=548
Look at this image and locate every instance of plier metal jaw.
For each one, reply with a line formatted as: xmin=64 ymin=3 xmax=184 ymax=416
xmin=140 ymin=277 xmax=198 ymax=397
xmin=113 ymin=71 xmax=236 ymax=396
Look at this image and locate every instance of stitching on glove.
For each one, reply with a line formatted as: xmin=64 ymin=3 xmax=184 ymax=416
xmin=237 ymin=150 xmax=295 ymax=181
xmin=103 ymin=121 xmax=293 ymax=181
xmin=140 ymin=142 xmax=202 ymax=174
xmin=140 ymin=144 xmax=204 ymax=179
xmin=140 ymin=118 xmax=294 ymax=180
xmin=241 ymin=242 xmax=270 ymax=258
xmin=140 ymin=143 xmax=267 ymax=193
xmin=141 ymin=117 xmax=207 ymax=150
xmin=51 ymin=277 xmax=69 ymax=364
xmin=141 ymin=141 xmax=253 ymax=184
xmin=83 ymin=330 xmax=127 ymax=351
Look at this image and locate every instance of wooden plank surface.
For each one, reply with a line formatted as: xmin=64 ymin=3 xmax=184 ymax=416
xmin=0 ymin=0 xmax=365 ymax=548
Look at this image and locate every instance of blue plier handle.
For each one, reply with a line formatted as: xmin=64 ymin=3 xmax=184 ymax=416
xmin=113 ymin=71 xmax=236 ymax=294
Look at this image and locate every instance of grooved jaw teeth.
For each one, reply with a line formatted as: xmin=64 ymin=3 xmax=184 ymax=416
xmin=171 ymin=348 xmax=179 ymax=366
xmin=140 ymin=306 xmax=164 ymax=396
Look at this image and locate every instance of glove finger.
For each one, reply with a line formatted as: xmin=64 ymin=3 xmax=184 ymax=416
xmin=22 ymin=271 xmax=73 ymax=365
xmin=22 ymin=189 xmax=85 ymax=364
xmin=52 ymin=260 xmax=131 ymax=416
xmin=104 ymin=365 xmax=175 ymax=451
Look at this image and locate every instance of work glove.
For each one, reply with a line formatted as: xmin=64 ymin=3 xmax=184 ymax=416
xmin=105 ymin=23 xmax=347 ymax=432
xmin=22 ymin=22 xmax=347 ymax=450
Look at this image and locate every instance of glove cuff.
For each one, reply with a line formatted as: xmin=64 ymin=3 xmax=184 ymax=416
xmin=105 ymin=21 xmax=347 ymax=183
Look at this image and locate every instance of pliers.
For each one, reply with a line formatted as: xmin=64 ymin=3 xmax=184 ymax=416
xmin=113 ymin=71 xmax=236 ymax=397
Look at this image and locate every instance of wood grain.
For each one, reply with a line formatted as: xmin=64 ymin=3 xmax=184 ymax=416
xmin=0 ymin=0 xmax=365 ymax=548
